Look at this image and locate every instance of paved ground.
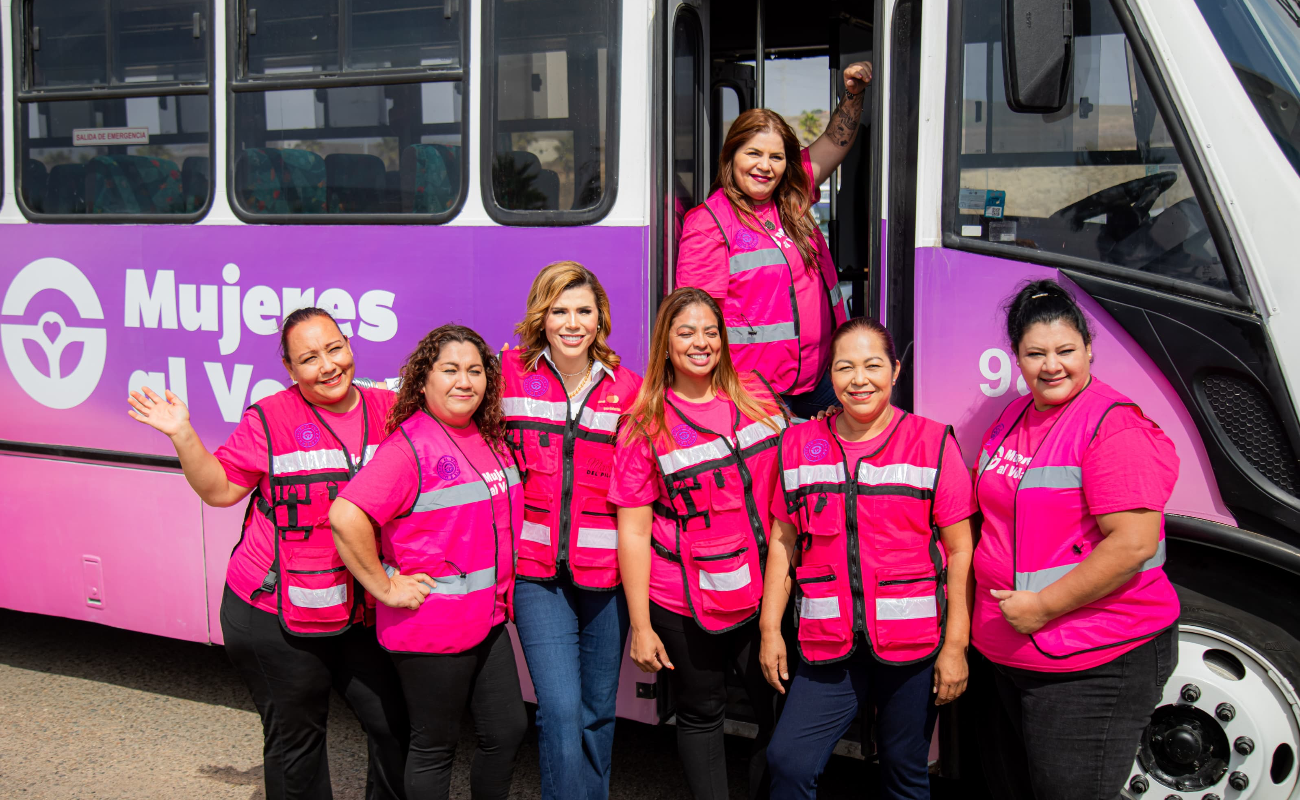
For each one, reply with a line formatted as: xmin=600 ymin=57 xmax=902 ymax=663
xmin=0 ymin=609 xmax=994 ymax=799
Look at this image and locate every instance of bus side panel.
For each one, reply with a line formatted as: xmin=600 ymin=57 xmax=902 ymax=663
xmin=0 ymin=456 xmax=209 ymax=642
xmin=912 ymin=246 xmax=1235 ymax=526
xmin=203 ymin=501 xmax=247 ymax=646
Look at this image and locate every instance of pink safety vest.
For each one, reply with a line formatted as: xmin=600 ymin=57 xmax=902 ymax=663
xmin=779 ymin=411 xmax=951 ymax=665
xmin=377 ymin=409 xmax=522 ymax=655
xmin=501 ymin=351 xmax=642 ymax=589
xmin=976 ymin=378 xmax=1180 ymax=660
xmin=701 ymin=188 xmax=849 ymax=394
xmin=244 ymin=385 xmax=389 ymax=636
xmin=649 ymin=378 xmax=786 ymax=632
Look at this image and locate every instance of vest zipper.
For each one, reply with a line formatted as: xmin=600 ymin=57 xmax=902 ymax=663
xmin=878 ymin=575 xmax=939 ymax=586
xmin=552 ymin=367 xmax=607 ymax=566
xmin=695 ymin=546 xmax=748 ymax=562
xmin=796 ymin=572 xmax=836 ymax=585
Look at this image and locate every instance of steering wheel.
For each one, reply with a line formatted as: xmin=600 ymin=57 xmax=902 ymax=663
xmin=1050 ymin=172 xmax=1180 ymax=236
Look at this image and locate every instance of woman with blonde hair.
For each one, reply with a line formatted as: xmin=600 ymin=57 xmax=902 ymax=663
xmin=500 ymin=261 xmax=643 ymax=800
xmin=610 ymin=287 xmax=787 ymax=799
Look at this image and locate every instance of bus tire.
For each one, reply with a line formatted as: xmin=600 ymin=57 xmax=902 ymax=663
xmin=1124 ymin=586 xmax=1300 ymax=799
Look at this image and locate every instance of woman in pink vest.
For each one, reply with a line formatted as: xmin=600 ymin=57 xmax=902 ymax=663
xmin=610 ymin=287 xmax=787 ymax=800
xmin=973 ymin=281 xmax=1180 ymax=800
xmin=330 ymin=324 xmax=527 ymax=800
xmin=759 ymin=317 xmax=976 ymax=800
xmin=127 ymin=307 xmax=408 ymax=800
xmin=500 ymin=261 xmax=642 ymax=800
xmin=675 ymin=61 xmax=871 ymax=420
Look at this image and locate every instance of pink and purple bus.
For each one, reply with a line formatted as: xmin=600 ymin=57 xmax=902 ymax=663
xmin=2 ymin=0 xmax=1299 ymax=796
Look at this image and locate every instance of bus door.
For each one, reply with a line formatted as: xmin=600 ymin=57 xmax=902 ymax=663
xmin=829 ymin=9 xmax=875 ymax=321
xmin=710 ymin=62 xmax=753 ymax=172
xmin=662 ymin=0 xmax=709 ymax=295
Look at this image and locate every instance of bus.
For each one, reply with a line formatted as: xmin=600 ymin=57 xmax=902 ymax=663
xmin=1 ymin=0 xmax=1297 ymax=796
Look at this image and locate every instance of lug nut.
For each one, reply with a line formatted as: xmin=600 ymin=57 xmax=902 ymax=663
xmin=1129 ymin=775 xmax=1149 ymax=794
xmin=1181 ymin=683 xmax=1202 ymax=703
xmin=1216 ymin=702 xmax=1236 ymax=722
xmin=1203 ymin=794 xmax=1221 ymax=800
xmin=1164 ymin=795 xmax=1179 ymax=800
xmin=1229 ymin=771 xmax=1250 ymax=790
xmin=1235 ymin=735 xmax=1255 ymax=755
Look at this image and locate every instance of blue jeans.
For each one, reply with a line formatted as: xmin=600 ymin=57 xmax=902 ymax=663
xmin=767 ymin=642 xmax=937 ymax=800
xmin=513 ymin=576 xmax=630 ymax=800
xmin=781 ymin=369 xmax=841 ymax=422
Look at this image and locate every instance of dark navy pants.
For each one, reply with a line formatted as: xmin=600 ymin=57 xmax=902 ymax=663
xmin=768 ymin=642 xmax=937 ymax=800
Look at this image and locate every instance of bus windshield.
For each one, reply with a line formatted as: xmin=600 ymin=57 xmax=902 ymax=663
xmin=1196 ymin=0 xmax=1300 ymax=177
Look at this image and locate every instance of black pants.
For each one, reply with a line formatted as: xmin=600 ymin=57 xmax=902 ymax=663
xmin=389 ymin=624 xmax=528 ymax=800
xmin=220 ymin=585 xmax=409 ymax=800
xmin=981 ymin=628 xmax=1178 ymax=800
xmin=651 ymin=601 xmax=779 ymax=800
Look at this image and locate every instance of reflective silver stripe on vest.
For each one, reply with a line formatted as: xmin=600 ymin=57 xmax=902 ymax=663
xmin=576 ymin=527 xmax=618 ymax=549
xmin=579 ymin=406 xmax=620 ymax=433
xmin=502 ymin=396 xmax=567 ymax=423
xmin=783 ymin=463 xmax=847 ymax=490
xmin=729 ymin=247 xmax=787 ymax=275
xmin=273 ymin=448 xmax=349 ymax=474
xmin=521 ymin=520 xmax=550 ymax=546
xmin=362 ymin=444 xmax=379 ymax=465
xmin=876 ymin=596 xmax=938 ymax=620
xmin=699 ymin=563 xmax=752 ymax=592
xmin=978 ymin=450 xmax=991 ymax=471
xmin=288 ymin=584 xmax=348 ymax=609
xmin=856 ymin=462 xmax=938 ymax=490
xmin=737 ymin=415 xmax=785 ymax=449
xmin=384 ymin=564 xmax=397 ymax=578
xmin=505 ymin=465 xmax=521 ymax=486
xmin=658 ymin=438 xmax=733 ymax=475
xmin=801 ymin=596 xmax=841 ymax=620
xmin=1015 ymin=539 xmax=1167 ymax=592
xmin=727 ymin=321 xmax=797 ymax=346
xmin=1020 ymin=465 xmax=1084 ymax=490
xmin=413 ymin=481 xmax=492 ymax=512
xmin=422 ymin=566 xmax=498 ymax=595
xmin=829 ymin=282 xmax=844 ymax=307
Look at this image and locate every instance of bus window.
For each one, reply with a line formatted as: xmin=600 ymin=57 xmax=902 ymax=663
xmin=484 ymin=0 xmax=619 ymax=223
xmin=670 ymin=8 xmax=703 ymax=268
xmin=947 ymin=0 xmax=1230 ymax=293
xmin=17 ymin=0 xmax=212 ymax=220
xmin=232 ymin=1 xmax=465 ymax=221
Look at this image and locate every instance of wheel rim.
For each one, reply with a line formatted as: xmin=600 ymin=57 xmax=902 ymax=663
xmin=1127 ymin=625 xmax=1300 ymax=799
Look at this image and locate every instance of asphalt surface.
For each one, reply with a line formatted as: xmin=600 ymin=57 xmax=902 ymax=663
xmin=0 ymin=609 xmax=994 ymax=799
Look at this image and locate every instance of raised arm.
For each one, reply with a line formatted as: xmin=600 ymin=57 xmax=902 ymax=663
xmin=618 ymin=504 xmax=674 ymax=672
xmin=806 ymin=61 xmax=873 ymax=185
xmin=127 ymin=387 xmax=253 ymax=508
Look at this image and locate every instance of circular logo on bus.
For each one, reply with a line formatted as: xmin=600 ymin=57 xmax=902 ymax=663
xmin=294 ymin=422 xmax=323 ymax=449
xmin=436 ymin=455 xmax=461 ymax=481
xmin=523 ymin=374 xmax=550 ymax=398
xmin=734 ymin=229 xmax=759 ymax=252
xmin=671 ymin=424 xmax=698 ymax=448
xmin=804 ymin=438 xmax=831 ymax=463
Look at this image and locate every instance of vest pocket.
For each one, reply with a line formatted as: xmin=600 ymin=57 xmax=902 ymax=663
xmin=282 ymin=548 xmax=351 ymax=625
xmin=801 ymin=492 xmax=845 ymax=537
xmin=795 ymin=563 xmax=849 ymax=644
xmin=574 ymin=443 xmax=615 ymax=491
xmin=690 ymin=532 xmax=761 ymax=614
xmin=707 ymin=467 xmax=743 ymax=511
xmin=571 ymin=497 xmax=619 ymax=569
xmin=872 ymin=565 xmax=941 ymax=651
xmin=518 ymin=503 xmax=556 ymax=571
xmin=861 ymin=496 xmax=930 ymax=550
xmin=525 ymin=430 xmax=559 ymax=475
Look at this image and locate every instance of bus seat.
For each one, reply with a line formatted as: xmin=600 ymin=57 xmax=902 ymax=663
xmin=22 ymin=159 xmax=48 ymax=213
xmin=537 ymin=168 xmax=560 ymax=210
xmin=236 ymin=147 xmax=289 ymax=214
xmin=401 ymin=144 xmax=456 ymax=213
xmin=182 ymin=157 xmax=210 ymax=213
xmin=385 ymin=170 xmax=401 ymax=213
xmin=326 ymin=153 xmax=387 ymax=213
xmin=44 ymin=164 xmax=86 ymax=214
xmin=492 ymin=150 xmax=548 ymax=211
xmin=86 ymin=155 xmax=183 ymax=214
xmin=278 ymin=149 xmax=328 ymax=214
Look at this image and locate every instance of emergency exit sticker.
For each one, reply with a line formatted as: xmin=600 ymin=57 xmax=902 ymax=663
xmin=984 ymin=190 xmax=1006 ymax=219
xmin=72 ymin=127 xmax=149 ymax=146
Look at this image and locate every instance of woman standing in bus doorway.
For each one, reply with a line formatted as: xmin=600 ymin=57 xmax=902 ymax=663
xmin=974 ymin=281 xmax=1180 ymax=800
xmin=500 ymin=261 xmax=643 ymax=800
xmin=126 ymin=307 xmax=408 ymax=800
xmin=675 ymin=62 xmax=872 ymax=420
xmin=329 ymin=324 xmax=527 ymax=800
xmin=759 ymin=318 xmax=976 ymax=800
xmin=611 ymin=287 xmax=788 ymax=800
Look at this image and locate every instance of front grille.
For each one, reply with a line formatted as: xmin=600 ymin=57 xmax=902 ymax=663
xmin=1202 ymin=373 xmax=1300 ymax=496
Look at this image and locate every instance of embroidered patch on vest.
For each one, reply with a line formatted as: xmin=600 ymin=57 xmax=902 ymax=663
xmin=734 ymin=228 xmax=760 ymax=253
xmin=523 ymin=374 xmax=550 ymax=398
xmin=294 ymin=422 xmax=323 ymax=449
xmin=436 ymin=455 xmax=461 ymax=481
xmin=671 ymin=424 xmax=699 ymax=448
xmin=803 ymin=438 xmax=831 ymax=463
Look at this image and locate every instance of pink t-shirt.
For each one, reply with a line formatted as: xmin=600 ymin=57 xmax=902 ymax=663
xmin=215 ymin=388 xmax=396 ymax=614
xmin=771 ymin=411 xmax=977 ymax=529
xmin=972 ymin=403 xmax=1179 ymax=672
xmin=676 ymin=149 xmax=835 ymax=396
xmin=609 ymin=389 xmax=778 ymax=616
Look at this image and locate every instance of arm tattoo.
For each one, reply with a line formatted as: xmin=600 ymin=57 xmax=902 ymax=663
xmin=827 ymin=91 xmax=865 ymax=147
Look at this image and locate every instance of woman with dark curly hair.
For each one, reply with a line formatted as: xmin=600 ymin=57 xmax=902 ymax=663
xmin=330 ymin=324 xmax=527 ymax=800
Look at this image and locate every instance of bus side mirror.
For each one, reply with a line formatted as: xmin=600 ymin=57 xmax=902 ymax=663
xmin=1002 ymin=0 xmax=1074 ymax=113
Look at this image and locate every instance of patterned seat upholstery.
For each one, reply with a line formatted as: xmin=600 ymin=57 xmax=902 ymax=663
xmin=182 ymin=157 xmax=210 ymax=213
xmin=86 ymin=155 xmax=184 ymax=214
xmin=401 ymin=144 xmax=458 ymax=213
xmin=44 ymin=164 xmax=87 ymax=214
xmin=236 ymin=148 xmax=328 ymax=214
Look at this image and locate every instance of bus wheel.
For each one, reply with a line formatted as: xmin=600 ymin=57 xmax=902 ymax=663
xmin=1126 ymin=589 xmax=1300 ymax=799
